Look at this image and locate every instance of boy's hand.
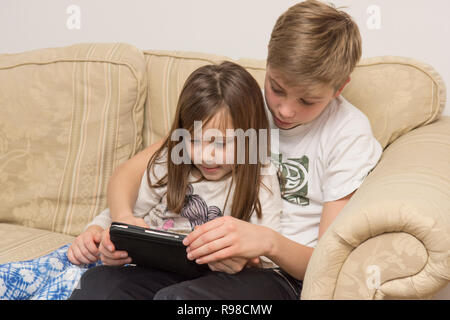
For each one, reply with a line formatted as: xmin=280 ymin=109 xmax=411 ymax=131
xmin=68 ymin=225 xmax=103 ymax=265
xmin=184 ymin=216 xmax=271 ymax=264
xmin=98 ymin=227 xmax=132 ymax=266
xmin=190 ymin=224 xmax=262 ymax=274
xmin=207 ymin=257 xmax=261 ymax=274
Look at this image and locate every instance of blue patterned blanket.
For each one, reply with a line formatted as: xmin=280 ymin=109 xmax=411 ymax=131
xmin=0 ymin=244 xmax=101 ymax=300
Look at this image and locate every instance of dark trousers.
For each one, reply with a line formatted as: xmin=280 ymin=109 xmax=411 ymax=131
xmin=69 ymin=265 xmax=302 ymax=300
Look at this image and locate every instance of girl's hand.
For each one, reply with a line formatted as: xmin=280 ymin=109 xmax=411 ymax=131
xmin=207 ymin=257 xmax=261 ymax=274
xmin=114 ymin=215 xmax=148 ymax=229
xmin=68 ymin=225 xmax=103 ymax=265
xmin=98 ymin=227 xmax=132 ymax=266
xmin=183 ymin=216 xmax=274 ymax=265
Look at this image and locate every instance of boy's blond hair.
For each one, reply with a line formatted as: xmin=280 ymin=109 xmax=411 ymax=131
xmin=267 ymin=0 xmax=362 ymax=91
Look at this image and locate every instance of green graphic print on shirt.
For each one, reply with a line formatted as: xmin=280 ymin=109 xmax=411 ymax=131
xmin=271 ymin=153 xmax=310 ymax=206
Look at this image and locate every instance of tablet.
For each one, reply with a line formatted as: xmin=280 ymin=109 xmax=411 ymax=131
xmin=109 ymin=222 xmax=209 ymax=278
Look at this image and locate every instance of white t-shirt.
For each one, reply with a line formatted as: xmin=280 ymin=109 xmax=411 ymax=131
xmin=88 ymin=151 xmax=282 ymax=234
xmin=267 ymin=95 xmax=382 ymax=248
xmin=87 ymin=149 xmax=282 ymax=267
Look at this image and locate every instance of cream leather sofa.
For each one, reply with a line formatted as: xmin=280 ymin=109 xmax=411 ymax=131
xmin=0 ymin=43 xmax=448 ymax=299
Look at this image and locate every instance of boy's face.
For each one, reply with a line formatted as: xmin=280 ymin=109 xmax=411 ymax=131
xmin=264 ymin=65 xmax=341 ymax=130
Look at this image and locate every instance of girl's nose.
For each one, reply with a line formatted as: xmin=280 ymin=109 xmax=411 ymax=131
xmin=202 ymin=142 xmax=216 ymax=164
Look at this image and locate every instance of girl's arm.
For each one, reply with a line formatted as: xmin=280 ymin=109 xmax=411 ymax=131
xmin=71 ymin=140 xmax=164 ymax=266
xmin=107 ymin=139 xmax=164 ymax=221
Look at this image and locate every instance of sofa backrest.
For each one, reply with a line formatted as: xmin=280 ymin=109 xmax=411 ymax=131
xmin=0 ymin=43 xmax=147 ymax=236
xmin=142 ymin=51 xmax=446 ymax=149
xmin=0 ymin=43 xmax=446 ymax=236
xmin=342 ymin=56 xmax=446 ymax=148
xmin=141 ymin=50 xmax=267 ymax=148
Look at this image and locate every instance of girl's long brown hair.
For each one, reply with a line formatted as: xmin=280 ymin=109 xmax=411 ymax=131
xmin=147 ymin=61 xmax=270 ymax=222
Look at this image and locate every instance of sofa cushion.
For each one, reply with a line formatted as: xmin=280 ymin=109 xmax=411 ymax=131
xmin=142 ymin=52 xmax=445 ymax=149
xmin=0 ymin=43 xmax=147 ymax=236
xmin=0 ymin=223 xmax=74 ymax=264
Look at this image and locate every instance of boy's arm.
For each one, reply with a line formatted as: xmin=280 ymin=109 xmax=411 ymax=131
xmin=318 ymin=190 xmax=355 ymax=240
xmin=183 ymin=190 xmax=355 ymax=281
xmin=257 ymin=192 xmax=354 ymax=279
xmin=107 ymin=139 xmax=164 ymax=221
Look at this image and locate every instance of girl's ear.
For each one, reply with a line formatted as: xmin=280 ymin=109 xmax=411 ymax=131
xmin=334 ymin=77 xmax=351 ymax=98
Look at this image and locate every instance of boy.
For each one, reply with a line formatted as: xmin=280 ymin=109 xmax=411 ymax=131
xmin=69 ymin=0 xmax=382 ymax=299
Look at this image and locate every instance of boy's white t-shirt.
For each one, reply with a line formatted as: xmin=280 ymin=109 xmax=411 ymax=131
xmin=266 ymin=94 xmax=382 ymax=248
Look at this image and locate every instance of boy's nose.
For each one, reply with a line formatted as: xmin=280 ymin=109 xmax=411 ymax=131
xmin=278 ymin=102 xmax=295 ymax=119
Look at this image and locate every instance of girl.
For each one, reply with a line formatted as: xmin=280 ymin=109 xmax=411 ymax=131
xmin=69 ymin=61 xmax=301 ymax=300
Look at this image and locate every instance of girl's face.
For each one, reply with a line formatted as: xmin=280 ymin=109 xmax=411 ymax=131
xmin=187 ymin=109 xmax=234 ymax=181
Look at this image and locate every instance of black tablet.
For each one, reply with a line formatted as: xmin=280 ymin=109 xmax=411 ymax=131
xmin=109 ymin=222 xmax=209 ymax=278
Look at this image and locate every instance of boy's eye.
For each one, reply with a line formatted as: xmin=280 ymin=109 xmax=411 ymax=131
xmin=271 ymin=85 xmax=284 ymax=95
xmin=299 ymin=99 xmax=314 ymax=106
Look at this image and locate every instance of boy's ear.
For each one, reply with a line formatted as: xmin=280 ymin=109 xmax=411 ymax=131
xmin=334 ymin=77 xmax=351 ymax=97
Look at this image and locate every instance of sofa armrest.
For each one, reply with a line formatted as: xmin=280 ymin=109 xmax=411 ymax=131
xmin=301 ymin=117 xmax=450 ymax=299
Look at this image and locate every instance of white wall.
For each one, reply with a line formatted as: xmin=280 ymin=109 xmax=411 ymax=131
xmin=1 ymin=0 xmax=448 ymax=115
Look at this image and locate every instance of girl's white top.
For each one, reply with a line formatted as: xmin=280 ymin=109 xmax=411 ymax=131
xmin=87 ymin=149 xmax=282 ymax=268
